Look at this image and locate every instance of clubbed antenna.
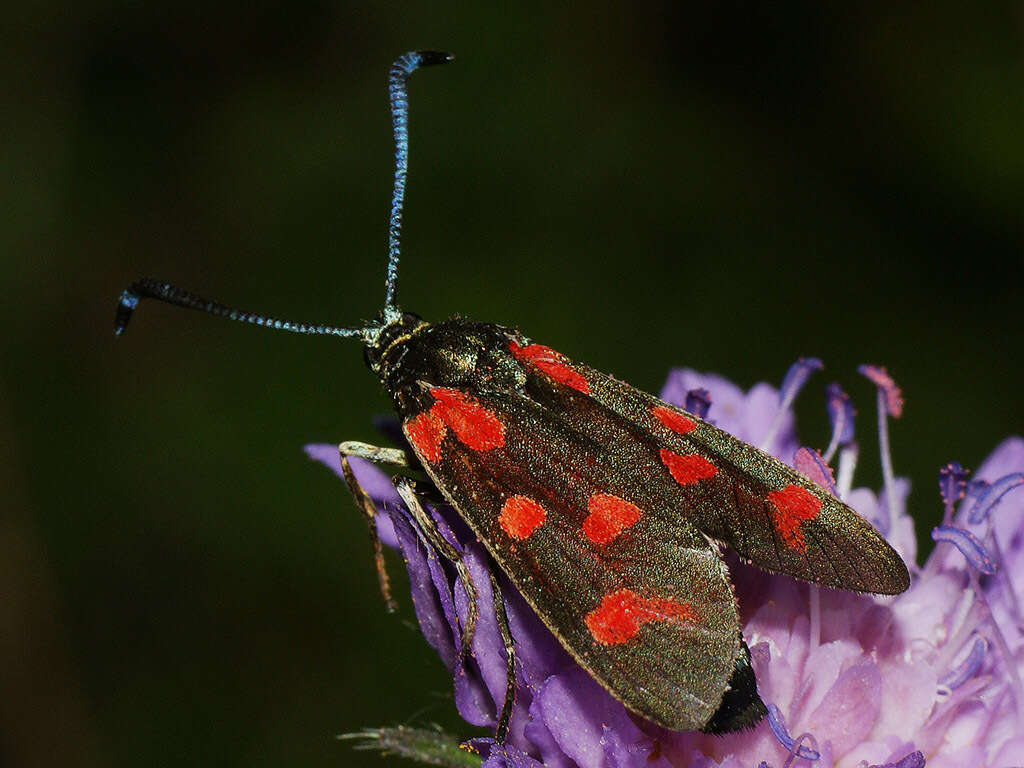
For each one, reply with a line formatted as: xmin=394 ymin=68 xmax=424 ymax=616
xmin=113 ymin=50 xmax=455 ymax=340
xmin=114 ymin=279 xmax=365 ymax=338
xmin=383 ymin=50 xmax=454 ymax=320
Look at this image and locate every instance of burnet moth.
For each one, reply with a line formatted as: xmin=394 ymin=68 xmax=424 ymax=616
xmin=115 ymin=51 xmax=910 ymax=738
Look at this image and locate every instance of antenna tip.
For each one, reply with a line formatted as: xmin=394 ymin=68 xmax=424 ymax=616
xmin=114 ymin=289 xmax=140 ymax=336
xmin=415 ymin=50 xmax=455 ymax=66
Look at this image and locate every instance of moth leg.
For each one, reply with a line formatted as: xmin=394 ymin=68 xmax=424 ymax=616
xmin=393 ymin=477 xmax=478 ymax=666
xmin=338 ymin=440 xmax=409 ymax=467
xmin=489 ymin=569 xmax=516 ymax=744
xmin=338 ymin=441 xmax=411 ymax=613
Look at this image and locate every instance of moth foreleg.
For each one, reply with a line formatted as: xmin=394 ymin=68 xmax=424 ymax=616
xmin=393 ymin=477 xmax=479 ymax=667
xmin=338 ymin=440 xmax=409 ymax=467
xmin=338 ymin=441 xmax=410 ymax=612
xmin=488 ymin=569 xmax=516 ymax=744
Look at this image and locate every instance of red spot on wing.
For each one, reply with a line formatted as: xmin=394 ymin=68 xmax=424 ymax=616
xmin=499 ymin=496 xmax=547 ymax=540
xmin=428 ymin=388 xmax=505 ymax=451
xmin=508 ymin=341 xmax=590 ymax=394
xmin=766 ymin=484 xmax=823 ymax=552
xmin=651 ymin=406 xmax=697 ymax=434
xmin=582 ymin=493 xmax=642 ymax=544
xmin=585 ymin=589 xmax=696 ymax=645
xmin=404 ymin=411 xmax=447 ymax=463
xmin=660 ymin=450 xmax=717 ymax=486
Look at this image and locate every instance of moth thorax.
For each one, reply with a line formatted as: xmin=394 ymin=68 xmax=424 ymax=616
xmin=363 ymin=312 xmax=427 ymax=380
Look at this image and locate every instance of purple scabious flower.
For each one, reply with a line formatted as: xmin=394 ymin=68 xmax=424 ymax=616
xmin=307 ymin=364 xmax=1024 ymax=768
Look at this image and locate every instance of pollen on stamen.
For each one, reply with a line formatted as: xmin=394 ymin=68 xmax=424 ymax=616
xmin=584 ymin=588 xmax=696 ymax=645
xmin=404 ymin=411 xmax=447 ymax=463
xmin=508 ymin=341 xmax=590 ymax=394
xmin=582 ymin=493 xmax=642 ymax=544
xmin=766 ymin=484 xmax=823 ymax=552
xmin=499 ymin=495 xmax=547 ymax=540
xmin=428 ymin=388 xmax=505 ymax=451
xmin=651 ymin=405 xmax=698 ymax=435
xmin=660 ymin=449 xmax=717 ymax=486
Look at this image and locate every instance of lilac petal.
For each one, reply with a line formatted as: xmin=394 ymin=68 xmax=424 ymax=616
xmin=393 ymin=503 xmax=494 ymax=728
xmin=766 ymin=704 xmax=821 ymax=761
xmin=873 ymin=650 xmax=937 ymax=741
xmin=825 ymin=382 xmax=855 ymax=444
xmin=659 ymin=370 xmax=746 ymax=430
xmin=305 ymin=447 xmax=401 ymax=506
xmin=466 ymin=738 xmax=546 ymax=768
xmin=779 ymin=357 xmax=824 ymax=406
xmin=976 ymin=435 xmax=1024 ymax=481
xmin=524 ymin=694 xmax=576 ymax=768
xmin=965 ymin=472 xmax=1024 ymax=524
xmin=747 ymin=383 xmax=799 ymax=461
xmin=938 ymin=634 xmax=987 ymax=691
xmin=501 ymin=580 xmax=573 ymax=691
xmin=931 ymin=525 xmax=997 ymax=575
xmin=992 ymin=736 xmax=1024 ymax=768
xmin=600 ymin=724 xmax=671 ymax=768
xmin=303 ymin=445 xmax=400 ymax=549
xmin=304 ymin=443 xmax=346 ymax=478
xmin=794 ymin=447 xmax=837 ymax=496
xmin=685 ymin=388 xmax=711 ymax=419
xmin=535 ymin=666 xmax=647 ymax=768
xmin=938 ymin=462 xmax=968 ymax=507
xmin=857 ymin=365 xmax=904 ymax=419
xmin=796 ymin=639 xmax=862 ymax=721
xmin=661 ymin=370 xmax=797 ymax=458
xmin=804 ymin=660 xmax=881 ymax=758
xmin=867 ymin=751 xmax=925 ymax=768
xmin=871 ymin=476 xmax=911 ymax=541
xmin=389 ymin=509 xmax=460 ymax=672
xmin=453 ymin=541 xmax=514 ymax=728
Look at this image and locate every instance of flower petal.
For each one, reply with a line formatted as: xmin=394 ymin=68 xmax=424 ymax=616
xmin=868 ymin=750 xmax=925 ymax=768
xmin=535 ymin=667 xmax=648 ymax=768
xmin=304 ymin=445 xmax=399 ymax=547
xmin=804 ymin=661 xmax=881 ymax=758
xmin=466 ymin=738 xmax=546 ymax=768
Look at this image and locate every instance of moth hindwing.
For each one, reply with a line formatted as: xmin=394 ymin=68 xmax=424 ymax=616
xmin=115 ymin=51 xmax=910 ymax=738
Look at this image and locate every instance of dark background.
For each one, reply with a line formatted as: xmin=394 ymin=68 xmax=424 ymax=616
xmin=3 ymin=2 xmax=1021 ymax=766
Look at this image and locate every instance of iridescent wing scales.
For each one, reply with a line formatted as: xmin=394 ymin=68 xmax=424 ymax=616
xmin=511 ymin=338 xmax=910 ymax=595
xmin=401 ymin=382 xmax=742 ymax=731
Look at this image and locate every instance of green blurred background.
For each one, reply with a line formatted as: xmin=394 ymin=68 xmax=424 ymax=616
xmin=2 ymin=2 xmax=1021 ymax=766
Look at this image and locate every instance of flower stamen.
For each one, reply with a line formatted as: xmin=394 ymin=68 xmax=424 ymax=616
xmin=761 ymin=358 xmax=822 ymax=453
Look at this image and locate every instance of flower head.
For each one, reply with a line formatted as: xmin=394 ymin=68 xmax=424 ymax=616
xmin=307 ymin=365 xmax=1024 ymax=768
